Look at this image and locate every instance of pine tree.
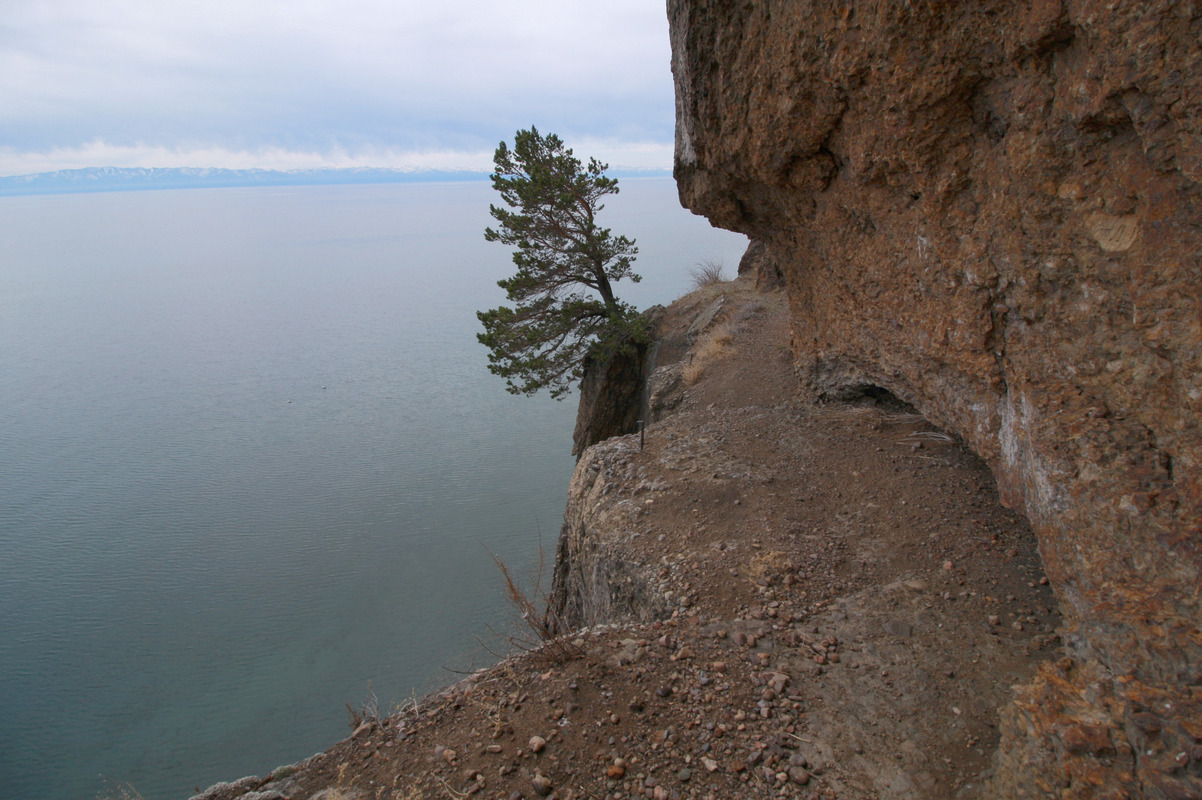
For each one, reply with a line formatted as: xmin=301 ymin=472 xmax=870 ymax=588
xmin=477 ymin=127 xmax=642 ymax=399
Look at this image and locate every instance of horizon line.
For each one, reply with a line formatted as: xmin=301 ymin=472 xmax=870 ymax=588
xmin=0 ymin=164 xmax=674 ymax=197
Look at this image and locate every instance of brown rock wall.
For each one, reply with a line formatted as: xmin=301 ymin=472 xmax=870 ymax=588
xmin=669 ymin=1 xmax=1201 ymax=796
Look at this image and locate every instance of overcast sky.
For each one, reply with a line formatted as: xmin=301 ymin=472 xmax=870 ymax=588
xmin=0 ymin=0 xmax=678 ymax=176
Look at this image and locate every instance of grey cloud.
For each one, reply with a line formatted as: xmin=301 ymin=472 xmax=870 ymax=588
xmin=0 ymin=0 xmax=675 ymax=159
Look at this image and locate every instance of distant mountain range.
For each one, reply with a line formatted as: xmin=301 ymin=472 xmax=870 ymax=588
xmin=0 ymin=165 xmax=673 ymax=196
xmin=0 ymin=166 xmax=487 ymax=196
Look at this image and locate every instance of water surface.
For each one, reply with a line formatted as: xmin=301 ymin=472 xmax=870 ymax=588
xmin=0 ymin=179 xmax=746 ymax=799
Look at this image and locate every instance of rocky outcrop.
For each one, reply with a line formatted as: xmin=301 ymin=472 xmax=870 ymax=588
xmin=571 ymin=344 xmax=647 ymax=457
xmin=550 ymin=435 xmax=674 ymax=629
xmin=669 ymin=1 xmax=1201 ymax=797
xmin=738 ymin=239 xmax=786 ymax=289
xmin=571 ymin=307 xmax=665 ymax=457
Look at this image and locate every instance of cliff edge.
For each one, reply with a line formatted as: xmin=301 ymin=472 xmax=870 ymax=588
xmin=669 ymin=1 xmax=1200 ymax=797
xmin=204 ymin=278 xmax=1066 ymax=800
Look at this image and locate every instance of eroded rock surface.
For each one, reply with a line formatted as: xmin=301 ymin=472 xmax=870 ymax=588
xmin=669 ymin=1 xmax=1201 ymax=796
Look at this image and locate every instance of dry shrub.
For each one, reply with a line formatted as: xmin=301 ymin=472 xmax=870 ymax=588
xmin=489 ymin=550 xmax=583 ymax=666
xmin=96 ymin=780 xmax=144 ymax=800
xmin=345 ymin=682 xmax=380 ymax=730
xmin=684 ymin=320 xmax=735 ymax=386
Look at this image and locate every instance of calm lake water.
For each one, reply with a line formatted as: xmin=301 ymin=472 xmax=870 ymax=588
xmin=0 ymin=179 xmax=746 ymax=800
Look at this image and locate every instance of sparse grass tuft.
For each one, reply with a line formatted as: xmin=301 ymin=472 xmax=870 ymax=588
xmin=683 ymin=320 xmax=735 ymax=385
xmin=905 ymin=430 xmax=955 ymax=443
xmin=825 ymin=405 xmax=924 ymax=426
xmin=688 ymin=260 xmax=727 ymax=289
xmin=708 ymin=319 xmax=735 ymax=348
xmin=390 ymin=687 xmax=422 ymax=721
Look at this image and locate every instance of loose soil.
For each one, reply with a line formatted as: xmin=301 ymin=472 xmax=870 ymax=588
xmin=197 ymin=277 xmax=1062 ymax=800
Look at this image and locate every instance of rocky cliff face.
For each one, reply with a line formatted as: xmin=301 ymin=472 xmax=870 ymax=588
xmin=550 ymin=434 xmax=675 ymax=627
xmin=669 ymin=1 xmax=1201 ymax=797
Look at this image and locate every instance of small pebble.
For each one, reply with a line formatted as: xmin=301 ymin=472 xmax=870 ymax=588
xmin=531 ymin=772 xmax=553 ymax=796
xmin=788 ymin=766 xmax=811 ymax=785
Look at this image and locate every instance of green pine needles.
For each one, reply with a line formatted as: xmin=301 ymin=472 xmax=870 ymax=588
xmin=477 ymin=127 xmax=643 ymax=399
